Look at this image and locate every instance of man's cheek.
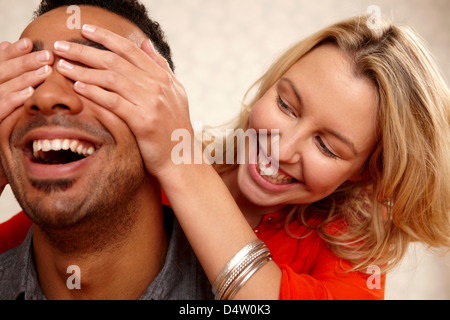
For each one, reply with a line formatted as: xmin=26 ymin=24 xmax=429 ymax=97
xmin=0 ymin=107 xmax=26 ymax=139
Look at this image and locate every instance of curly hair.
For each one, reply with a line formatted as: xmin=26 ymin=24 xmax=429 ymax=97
xmin=33 ymin=0 xmax=174 ymax=71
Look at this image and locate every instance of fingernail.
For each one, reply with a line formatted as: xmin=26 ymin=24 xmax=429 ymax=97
xmin=54 ymin=41 xmax=70 ymax=52
xmin=74 ymin=81 xmax=86 ymax=89
xmin=82 ymin=24 xmax=96 ymax=33
xmin=18 ymin=39 xmax=29 ymax=51
xmin=58 ymin=59 xmax=74 ymax=70
xmin=35 ymin=65 xmax=50 ymax=75
xmin=146 ymin=39 xmax=155 ymax=51
xmin=36 ymin=50 xmax=50 ymax=62
xmin=19 ymin=87 xmax=33 ymax=96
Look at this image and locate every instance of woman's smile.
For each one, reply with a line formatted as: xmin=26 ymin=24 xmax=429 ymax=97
xmin=235 ymin=44 xmax=378 ymax=212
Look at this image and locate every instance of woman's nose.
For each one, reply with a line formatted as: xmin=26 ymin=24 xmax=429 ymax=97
xmin=278 ymin=135 xmax=302 ymax=164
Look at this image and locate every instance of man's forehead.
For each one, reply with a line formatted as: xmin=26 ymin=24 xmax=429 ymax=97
xmin=21 ymin=5 xmax=145 ymax=46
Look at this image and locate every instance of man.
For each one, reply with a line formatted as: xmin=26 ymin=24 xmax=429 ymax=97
xmin=0 ymin=0 xmax=213 ymax=300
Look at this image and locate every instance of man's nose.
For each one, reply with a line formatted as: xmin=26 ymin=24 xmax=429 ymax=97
xmin=24 ymin=67 xmax=83 ymax=116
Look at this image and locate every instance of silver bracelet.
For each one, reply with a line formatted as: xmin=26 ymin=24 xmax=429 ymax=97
xmin=212 ymin=239 xmax=264 ymax=295
xmin=213 ymin=239 xmax=272 ymax=300
xmin=221 ymin=250 xmax=272 ymax=300
xmin=215 ymin=244 xmax=266 ymax=299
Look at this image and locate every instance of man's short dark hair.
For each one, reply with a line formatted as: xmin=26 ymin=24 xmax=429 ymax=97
xmin=33 ymin=0 xmax=174 ymax=71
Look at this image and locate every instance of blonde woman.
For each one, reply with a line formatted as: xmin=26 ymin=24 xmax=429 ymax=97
xmin=1 ymin=15 xmax=449 ymax=299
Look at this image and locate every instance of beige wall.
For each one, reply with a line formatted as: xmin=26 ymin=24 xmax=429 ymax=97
xmin=0 ymin=0 xmax=449 ymax=299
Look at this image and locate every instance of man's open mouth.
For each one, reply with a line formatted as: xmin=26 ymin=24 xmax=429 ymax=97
xmin=30 ymin=139 xmax=96 ymax=165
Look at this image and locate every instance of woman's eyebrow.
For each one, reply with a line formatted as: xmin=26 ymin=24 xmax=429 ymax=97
xmin=279 ymin=78 xmax=303 ymax=105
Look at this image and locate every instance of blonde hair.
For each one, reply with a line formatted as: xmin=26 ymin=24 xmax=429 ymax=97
xmin=210 ymin=15 xmax=450 ymax=272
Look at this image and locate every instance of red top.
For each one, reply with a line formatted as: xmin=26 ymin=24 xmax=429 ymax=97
xmin=0 ymin=195 xmax=384 ymax=300
xmin=255 ymin=212 xmax=385 ymax=300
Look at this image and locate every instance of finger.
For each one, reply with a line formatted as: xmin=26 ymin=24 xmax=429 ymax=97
xmin=140 ymin=39 xmax=173 ymax=74
xmin=0 ymin=38 xmax=32 ymax=61
xmin=0 ymin=87 xmax=34 ymax=122
xmin=80 ymin=24 xmax=164 ymax=74
xmin=56 ymin=59 xmax=142 ymax=104
xmin=53 ymin=40 xmax=137 ymax=75
xmin=0 ymin=65 xmax=52 ymax=99
xmin=0 ymin=41 xmax=11 ymax=51
xmin=73 ymin=81 xmax=139 ymax=124
xmin=0 ymin=50 xmax=53 ymax=83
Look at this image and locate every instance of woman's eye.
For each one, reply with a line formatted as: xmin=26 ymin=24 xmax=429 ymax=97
xmin=276 ymin=95 xmax=296 ymax=117
xmin=315 ymin=136 xmax=338 ymax=160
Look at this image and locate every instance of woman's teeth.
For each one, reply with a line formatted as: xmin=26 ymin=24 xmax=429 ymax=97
xmin=257 ymin=154 xmax=295 ymax=185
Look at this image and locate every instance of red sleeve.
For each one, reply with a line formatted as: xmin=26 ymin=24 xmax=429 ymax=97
xmin=278 ymin=244 xmax=385 ymax=300
xmin=257 ymin=214 xmax=385 ymax=300
xmin=161 ymin=188 xmax=170 ymax=206
xmin=0 ymin=211 xmax=32 ymax=254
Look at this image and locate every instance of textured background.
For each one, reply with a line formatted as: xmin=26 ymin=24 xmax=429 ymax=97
xmin=0 ymin=0 xmax=449 ymax=299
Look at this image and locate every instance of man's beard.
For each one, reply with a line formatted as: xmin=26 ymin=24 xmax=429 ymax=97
xmin=4 ymin=148 xmax=148 ymax=255
xmin=22 ymin=164 xmax=146 ymax=255
xmin=30 ymin=178 xmax=74 ymax=193
xmin=3 ymin=113 xmax=149 ymax=254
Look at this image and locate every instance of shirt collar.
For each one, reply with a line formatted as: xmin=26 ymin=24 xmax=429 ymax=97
xmin=140 ymin=207 xmax=213 ymax=300
xmin=7 ymin=227 xmax=46 ymax=300
xmin=3 ymin=206 xmax=212 ymax=300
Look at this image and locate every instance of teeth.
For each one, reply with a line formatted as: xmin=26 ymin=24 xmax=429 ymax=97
xmin=52 ymin=139 xmax=62 ymax=151
xmin=257 ymin=153 xmax=295 ymax=185
xmin=86 ymin=147 xmax=95 ymax=156
xmin=42 ymin=139 xmax=51 ymax=152
xmin=258 ymin=162 xmax=277 ymax=176
xmin=32 ymin=138 xmax=95 ymax=158
xmin=70 ymin=140 xmax=78 ymax=153
xmin=62 ymin=139 xmax=71 ymax=150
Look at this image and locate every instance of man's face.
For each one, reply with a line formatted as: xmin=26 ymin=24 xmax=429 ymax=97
xmin=0 ymin=6 xmax=149 ymax=227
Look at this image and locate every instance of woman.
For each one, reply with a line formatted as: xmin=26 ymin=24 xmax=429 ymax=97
xmin=1 ymin=15 xmax=449 ymax=299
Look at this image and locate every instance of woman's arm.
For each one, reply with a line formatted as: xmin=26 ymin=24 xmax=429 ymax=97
xmin=158 ymin=147 xmax=282 ymax=299
xmin=56 ymin=25 xmax=282 ymax=299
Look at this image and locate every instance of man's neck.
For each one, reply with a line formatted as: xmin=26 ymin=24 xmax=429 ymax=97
xmin=32 ymin=189 xmax=168 ymax=300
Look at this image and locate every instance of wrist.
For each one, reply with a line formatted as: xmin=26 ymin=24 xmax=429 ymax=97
xmin=158 ymin=160 xmax=214 ymax=191
xmin=155 ymin=138 xmax=211 ymax=185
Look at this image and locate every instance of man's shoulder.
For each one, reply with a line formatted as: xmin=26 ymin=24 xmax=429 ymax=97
xmin=0 ymin=245 xmax=23 ymax=299
xmin=0 ymin=245 xmax=22 ymax=273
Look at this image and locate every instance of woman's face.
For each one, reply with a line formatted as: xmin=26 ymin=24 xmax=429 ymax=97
xmin=237 ymin=44 xmax=378 ymax=211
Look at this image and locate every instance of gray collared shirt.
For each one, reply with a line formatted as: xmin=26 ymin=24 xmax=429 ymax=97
xmin=0 ymin=206 xmax=213 ymax=300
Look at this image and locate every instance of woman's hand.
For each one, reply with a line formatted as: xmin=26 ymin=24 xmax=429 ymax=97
xmin=52 ymin=25 xmax=282 ymax=299
xmin=0 ymin=38 xmax=54 ymax=194
xmin=0 ymin=38 xmax=53 ymax=122
xmin=53 ymin=25 xmax=193 ymax=177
